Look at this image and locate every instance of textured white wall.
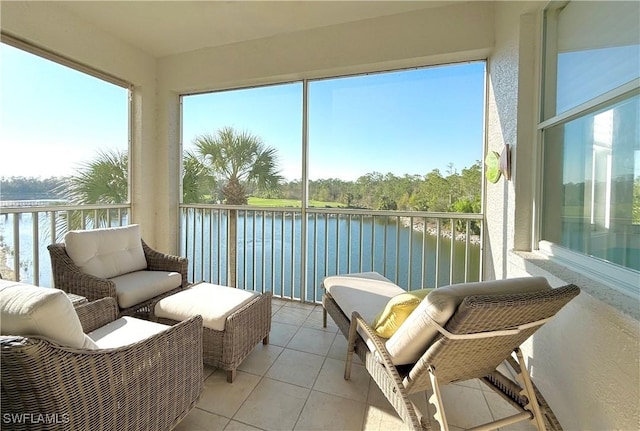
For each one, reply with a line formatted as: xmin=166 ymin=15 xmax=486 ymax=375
xmin=510 ymin=253 xmax=640 ymax=430
xmin=489 ymin=2 xmax=640 ymax=429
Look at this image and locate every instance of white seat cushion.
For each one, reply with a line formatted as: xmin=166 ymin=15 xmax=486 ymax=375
xmin=385 ymin=276 xmax=553 ymax=365
xmin=323 ymin=272 xmax=405 ymax=325
xmin=154 ymin=283 xmax=259 ymax=331
xmin=88 ymin=316 xmax=170 ymax=349
xmin=0 ymin=280 xmax=98 ymax=349
xmin=64 ymin=224 xmax=147 ymax=279
xmin=111 ymin=270 xmax=182 ymax=309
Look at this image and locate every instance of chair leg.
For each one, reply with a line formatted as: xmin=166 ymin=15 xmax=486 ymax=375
xmin=514 ymin=348 xmax=546 ymax=431
xmin=226 ymin=368 xmax=237 ymax=383
xmin=344 ymin=317 xmax=358 ymax=380
xmin=322 ymin=307 xmax=327 ymax=328
xmin=427 ymin=366 xmax=450 ymax=431
xmin=262 ymin=335 xmax=269 ymax=345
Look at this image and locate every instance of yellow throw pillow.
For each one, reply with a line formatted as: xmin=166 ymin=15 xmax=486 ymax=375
xmin=371 ymin=288 xmax=434 ymax=338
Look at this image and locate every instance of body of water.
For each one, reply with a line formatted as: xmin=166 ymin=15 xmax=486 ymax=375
xmin=181 ymin=210 xmax=481 ymax=302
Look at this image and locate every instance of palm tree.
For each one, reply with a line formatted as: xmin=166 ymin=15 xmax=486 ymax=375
xmin=52 ymin=148 xmax=215 ymax=241
xmin=193 ymin=127 xmax=282 ymax=204
xmin=58 ymin=149 xmax=128 ymax=205
xmin=183 ymin=150 xmax=216 ymax=204
xmin=193 ymin=127 xmax=282 ymax=286
xmin=52 ymin=149 xmax=128 ymax=239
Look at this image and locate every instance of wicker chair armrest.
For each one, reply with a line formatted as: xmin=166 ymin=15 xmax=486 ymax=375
xmin=1 ymin=315 xmax=204 ymax=431
xmin=347 ymin=312 xmax=406 ymax=386
xmin=47 ymin=243 xmax=117 ymax=302
xmin=142 ymin=240 xmax=188 ymax=288
xmin=75 ymin=298 xmax=119 ymax=333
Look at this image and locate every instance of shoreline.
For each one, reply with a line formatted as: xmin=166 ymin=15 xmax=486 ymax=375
xmin=0 ymin=246 xmax=15 ymax=280
xmin=400 ymin=216 xmax=481 ymax=245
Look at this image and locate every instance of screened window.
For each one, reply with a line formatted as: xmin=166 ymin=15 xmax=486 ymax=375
xmin=0 ymin=41 xmax=130 ymax=204
xmin=540 ymin=1 xmax=640 ymax=291
xmin=181 ymin=83 xmax=303 ymax=205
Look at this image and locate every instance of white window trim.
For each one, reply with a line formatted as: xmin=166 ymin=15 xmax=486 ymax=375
xmin=537 ymin=241 xmax=639 ymax=298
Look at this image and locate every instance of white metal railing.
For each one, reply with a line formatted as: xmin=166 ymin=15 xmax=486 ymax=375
xmin=0 ymin=204 xmax=130 ymax=286
xmin=180 ymin=205 xmax=483 ymax=303
xmin=1 ymin=203 xmax=483 ymax=302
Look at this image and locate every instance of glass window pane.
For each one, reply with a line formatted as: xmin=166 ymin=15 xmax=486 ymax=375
xmin=541 ymin=94 xmax=640 ymax=271
xmin=544 ymin=1 xmax=640 ymax=118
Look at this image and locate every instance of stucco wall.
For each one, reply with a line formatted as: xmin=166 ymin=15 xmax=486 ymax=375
xmin=488 ymin=2 xmax=640 ymax=429
xmin=510 ymin=253 xmax=640 ymax=430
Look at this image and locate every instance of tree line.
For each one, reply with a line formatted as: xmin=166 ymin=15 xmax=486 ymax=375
xmin=0 ymin=177 xmax=65 ymax=200
xmin=270 ymin=164 xmax=482 ymax=213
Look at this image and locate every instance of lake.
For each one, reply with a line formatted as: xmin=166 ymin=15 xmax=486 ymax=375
xmin=181 ymin=209 xmax=481 ymax=302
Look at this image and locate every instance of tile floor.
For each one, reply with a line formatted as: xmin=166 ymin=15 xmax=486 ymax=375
xmin=174 ymin=298 xmax=537 ymax=431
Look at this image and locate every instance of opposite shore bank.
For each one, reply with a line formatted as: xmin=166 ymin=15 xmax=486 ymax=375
xmin=399 ymin=216 xmax=481 ymax=245
xmin=0 ymin=246 xmax=15 ymax=280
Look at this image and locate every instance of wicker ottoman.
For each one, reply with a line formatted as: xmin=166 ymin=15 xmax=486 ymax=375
xmin=153 ymin=282 xmax=272 ymax=382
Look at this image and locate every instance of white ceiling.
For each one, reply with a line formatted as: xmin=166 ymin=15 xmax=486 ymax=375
xmin=58 ymin=1 xmax=455 ymax=58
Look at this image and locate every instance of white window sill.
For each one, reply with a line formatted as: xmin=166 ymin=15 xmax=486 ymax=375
xmin=510 ymin=250 xmax=640 ymax=321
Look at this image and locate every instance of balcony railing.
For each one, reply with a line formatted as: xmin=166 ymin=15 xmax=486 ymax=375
xmin=0 ymin=203 xmax=130 ymax=286
xmin=180 ymin=205 xmax=483 ymax=303
xmin=1 ymin=204 xmax=483 ymax=303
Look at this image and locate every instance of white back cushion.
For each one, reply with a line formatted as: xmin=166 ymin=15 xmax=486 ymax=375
xmin=385 ymin=277 xmax=552 ymax=365
xmin=65 ymin=224 xmax=147 ymax=279
xmin=0 ymin=280 xmax=98 ymax=349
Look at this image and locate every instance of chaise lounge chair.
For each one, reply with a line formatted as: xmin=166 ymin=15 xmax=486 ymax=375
xmin=322 ymin=272 xmax=580 ymax=431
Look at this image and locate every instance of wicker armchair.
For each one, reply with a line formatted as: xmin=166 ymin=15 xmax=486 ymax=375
xmin=48 ymin=225 xmax=188 ymax=317
xmin=322 ymin=274 xmax=580 ymax=431
xmin=1 ymin=297 xmax=203 ymax=431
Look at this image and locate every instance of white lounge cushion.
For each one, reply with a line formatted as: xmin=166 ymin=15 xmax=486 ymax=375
xmin=154 ymin=283 xmax=259 ymax=331
xmin=0 ymin=280 xmax=98 ymax=349
xmin=385 ymin=277 xmax=553 ymax=365
xmin=64 ymin=224 xmax=147 ymax=279
xmin=111 ymin=270 xmax=182 ymax=309
xmin=88 ymin=316 xmax=170 ymax=349
xmin=323 ymin=272 xmax=405 ymax=325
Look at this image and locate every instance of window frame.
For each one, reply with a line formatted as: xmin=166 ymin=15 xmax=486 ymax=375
xmin=535 ymin=2 xmax=640 ymax=297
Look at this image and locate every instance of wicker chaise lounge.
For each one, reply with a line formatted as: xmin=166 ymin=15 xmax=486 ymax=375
xmin=322 ymin=272 xmax=580 ymax=431
xmin=1 ymin=280 xmax=203 ymax=431
xmin=48 ymin=224 xmax=188 ymax=317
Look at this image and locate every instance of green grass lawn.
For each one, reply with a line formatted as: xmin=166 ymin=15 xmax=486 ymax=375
xmin=247 ymin=197 xmax=346 ymax=208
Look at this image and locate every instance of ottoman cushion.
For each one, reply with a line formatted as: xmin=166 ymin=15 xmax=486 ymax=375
xmin=154 ymin=283 xmax=260 ymax=331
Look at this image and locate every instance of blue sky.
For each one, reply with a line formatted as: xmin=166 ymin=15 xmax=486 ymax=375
xmin=1 ymin=42 xmax=485 ymax=181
